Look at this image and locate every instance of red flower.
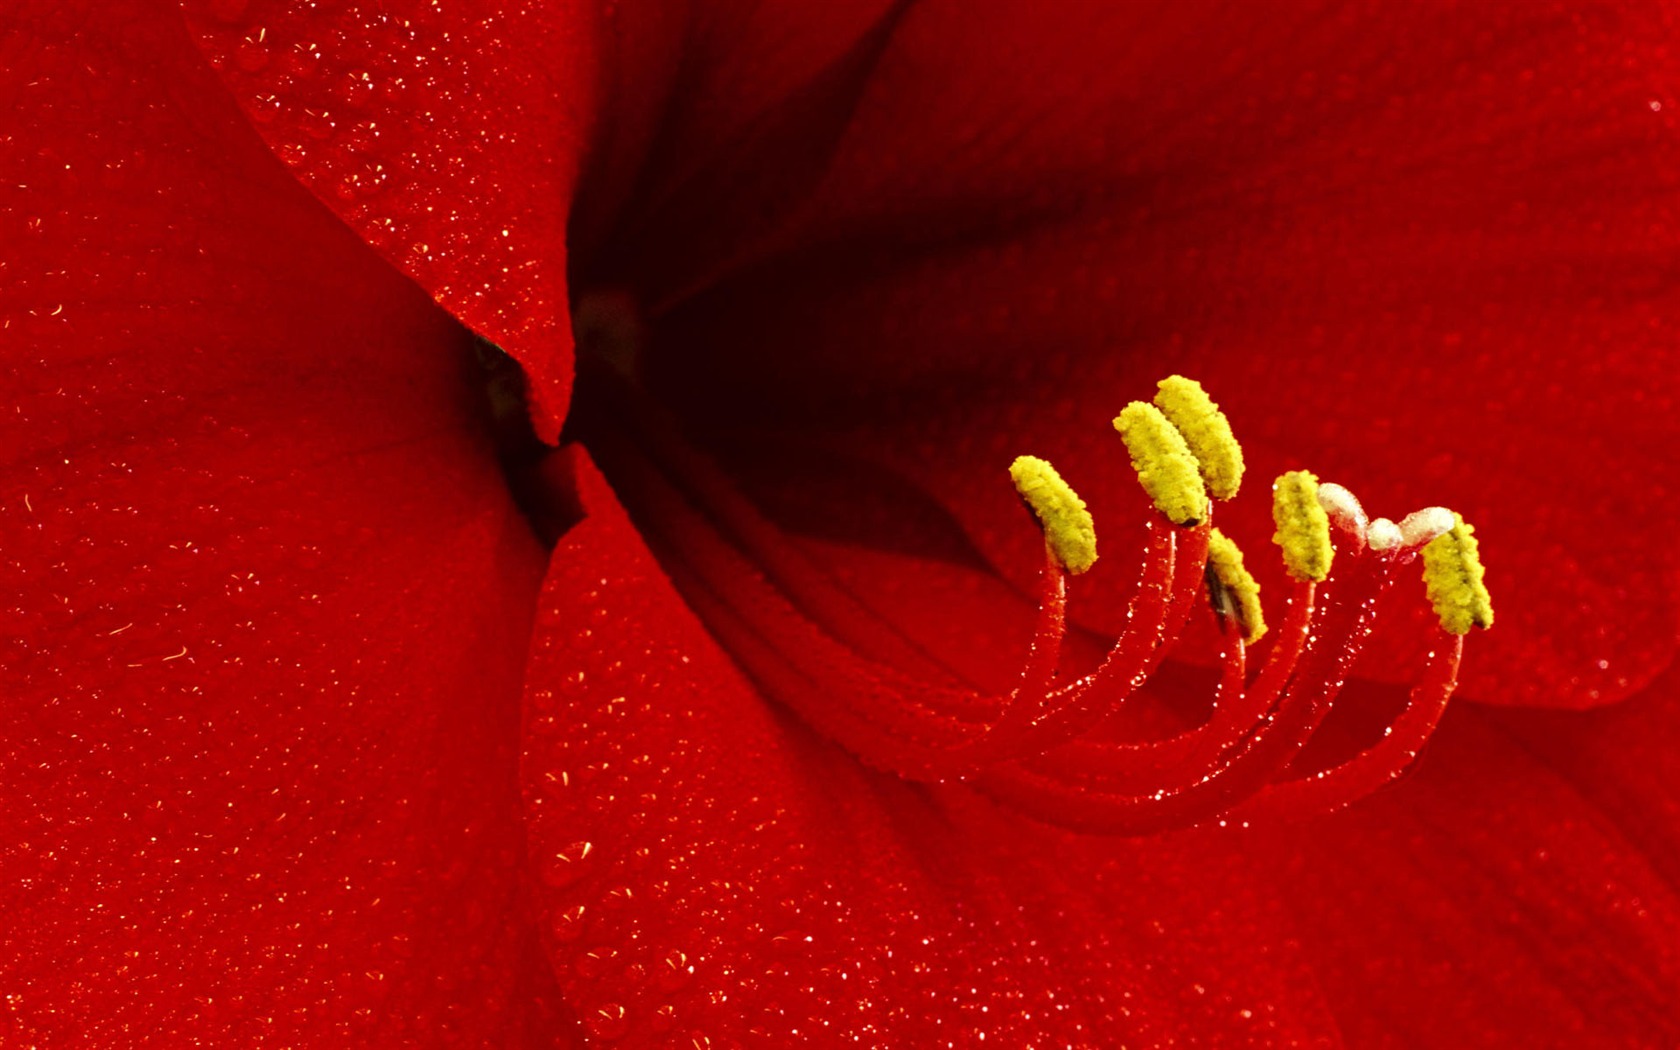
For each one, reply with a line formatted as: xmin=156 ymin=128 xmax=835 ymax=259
xmin=6 ymin=1 xmax=1680 ymax=1045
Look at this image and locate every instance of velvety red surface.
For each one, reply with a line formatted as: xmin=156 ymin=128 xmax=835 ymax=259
xmin=2 ymin=5 xmax=556 ymax=1044
xmin=5 ymin=0 xmax=1679 ymax=1045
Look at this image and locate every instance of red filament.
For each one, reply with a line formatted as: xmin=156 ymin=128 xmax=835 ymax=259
xmin=577 ymin=367 xmax=1473 ymax=834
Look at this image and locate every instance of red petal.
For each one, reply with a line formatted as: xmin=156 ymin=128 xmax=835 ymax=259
xmin=530 ymin=449 xmax=1680 ymax=1043
xmin=527 ymin=449 xmax=1342 ymax=1045
xmin=625 ymin=1 xmax=1680 ymax=709
xmin=1254 ymin=672 xmax=1680 ymax=1045
xmin=2 ymin=7 xmax=560 ymax=1043
xmin=180 ymin=0 xmax=607 ymax=439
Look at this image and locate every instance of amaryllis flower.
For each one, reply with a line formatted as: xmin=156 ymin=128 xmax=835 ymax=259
xmin=5 ymin=0 xmax=1679 ymax=1045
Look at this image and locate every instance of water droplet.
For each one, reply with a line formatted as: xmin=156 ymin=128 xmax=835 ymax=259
xmin=541 ymin=840 xmax=596 ymax=888
xmin=298 ymin=108 xmax=337 ymax=141
xmin=768 ymin=930 xmax=808 ymax=955
xmin=657 ymin=948 xmax=693 ymax=990
xmin=585 ymin=1002 xmax=628 ymax=1041
xmin=235 ymin=37 xmax=270 ymax=72
xmin=357 ymin=164 xmax=388 ymax=196
xmin=224 ymin=571 xmax=264 ymax=609
xmin=649 ymin=1004 xmax=676 ymax=1033
xmin=339 ymin=69 xmax=376 ymax=103
xmin=574 ymin=945 xmax=618 ymax=980
xmin=550 ymin=903 xmax=588 ymax=942
xmin=247 ymin=93 xmax=281 ymax=124
xmin=284 ymin=42 xmax=322 ymax=78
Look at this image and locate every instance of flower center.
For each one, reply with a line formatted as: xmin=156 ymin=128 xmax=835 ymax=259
xmin=566 ymin=292 xmax=1493 ymax=835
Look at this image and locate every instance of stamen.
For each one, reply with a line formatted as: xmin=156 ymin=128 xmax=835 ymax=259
xmin=979 ymin=540 xmax=1396 ymax=834
xmin=1009 ymin=455 xmax=1098 ymax=575
xmin=1233 ymin=628 xmax=1462 ymax=820
xmin=571 ymin=350 xmax=1493 ymax=835
xmin=1206 ymin=528 xmax=1266 ymax=643
xmin=1272 ymin=470 xmax=1333 ymax=581
xmin=1153 ymin=375 xmax=1244 ymax=499
xmin=970 ymin=519 xmax=1183 ymax=760
xmin=1422 ymin=513 xmax=1494 ymax=633
xmin=1113 ymin=402 xmax=1208 ymax=525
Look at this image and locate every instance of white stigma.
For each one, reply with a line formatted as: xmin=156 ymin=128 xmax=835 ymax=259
xmin=1316 ymin=482 xmax=1369 ymax=535
xmin=1367 ymin=517 xmax=1403 ymax=551
xmin=1399 ymin=506 xmax=1457 ymax=549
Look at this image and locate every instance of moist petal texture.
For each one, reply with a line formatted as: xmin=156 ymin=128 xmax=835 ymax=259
xmin=525 ymin=449 xmax=1339 ymax=1046
xmin=624 ymin=0 xmax=1680 ymax=710
xmin=2 ymin=5 xmax=561 ymax=1044
xmin=181 ymin=0 xmax=604 ymax=438
xmin=1256 ymin=675 xmax=1680 ymax=1047
xmin=528 ymin=450 xmax=1680 ymax=1046
xmin=180 ymin=0 xmax=904 ymax=441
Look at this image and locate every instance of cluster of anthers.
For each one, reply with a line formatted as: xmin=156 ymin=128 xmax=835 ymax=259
xmin=589 ymin=368 xmax=1492 ymax=834
xmin=965 ymin=376 xmax=1494 ymax=832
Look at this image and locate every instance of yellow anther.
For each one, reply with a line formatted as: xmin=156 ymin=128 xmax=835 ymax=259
xmin=1422 ymin=513 xmax=1494 ymax=634
xmin=1113 ymin=402 xmax=1207 ymax=525
xmin=1272 ymin=470 xmax=1333 ymax=582
xmin=1009 ymin=455 xmax=1098 ymax=575
xmin=1153 ymin=376 xmax=1244 ymax=500
xmin=1206 ymin=528 xmax=1266 ymax=643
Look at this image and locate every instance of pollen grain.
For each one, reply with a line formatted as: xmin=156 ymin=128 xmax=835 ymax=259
xmin=1272 ymin=470 xmax=1333 ymax=581
xmin=1114 ymin=402 xmax=1208 ymax=526
xmin=1010 ymin=455 xmax=1099 ymax=575
xmin=1154 ymin=375 xmax=1244 ymax=500
xmin=1422 ymin=513 xmax=1494 ymax=634
xmin=1206 ymin=527 xmax=1266 ymax=643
